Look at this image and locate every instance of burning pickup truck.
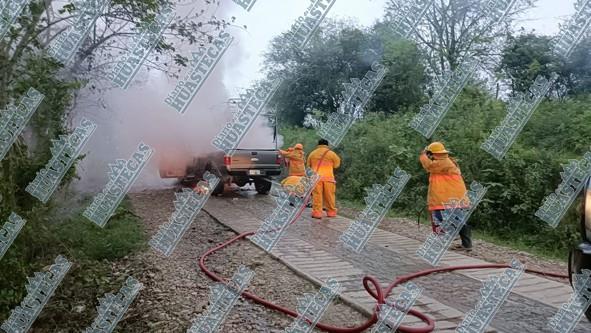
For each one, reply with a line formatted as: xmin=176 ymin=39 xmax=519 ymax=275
xmin=159 ymin=149 xmax=284 ymax=195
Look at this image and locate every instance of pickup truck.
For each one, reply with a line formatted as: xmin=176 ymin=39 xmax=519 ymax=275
xmin=159 ymin=149 xmax=284 ymax=195
xmin=224 ymin=148 xmax=283 ymax=194
xmin=568 ymin=176 xmax=591 ymax=322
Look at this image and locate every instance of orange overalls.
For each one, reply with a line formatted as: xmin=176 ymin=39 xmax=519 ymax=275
xmin=419 ymin=153 xmax=470 ymax=234
xmin=306 ymin=145 xmax=341 ymax=218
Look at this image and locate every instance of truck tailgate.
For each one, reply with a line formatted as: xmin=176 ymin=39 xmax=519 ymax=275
xmin=227 ymin=149 xmax=280 ymax=170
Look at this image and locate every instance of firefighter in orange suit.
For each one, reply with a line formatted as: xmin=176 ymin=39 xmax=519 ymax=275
xmin=307 ymin=139 xmax=341 ymax=219
xmin=419 ymin=142 xmax=472 ymax=251
xmin=280 ymin=144 xmax=305 ymax=177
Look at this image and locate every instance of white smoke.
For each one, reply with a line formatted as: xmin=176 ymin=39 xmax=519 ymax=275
xmin=71 ymin=1 xmax=279 ymax=193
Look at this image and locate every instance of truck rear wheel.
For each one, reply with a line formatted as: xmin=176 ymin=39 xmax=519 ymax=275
xmin=254 ymin=178 xmax=271 ymax=195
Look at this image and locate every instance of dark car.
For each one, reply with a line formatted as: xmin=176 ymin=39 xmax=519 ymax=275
xmin=568 ymin=177 xmax=591 ymax=321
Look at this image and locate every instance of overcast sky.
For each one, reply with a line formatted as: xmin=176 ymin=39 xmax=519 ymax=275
xmin=220 ymin=0 xmax=577 ymax=92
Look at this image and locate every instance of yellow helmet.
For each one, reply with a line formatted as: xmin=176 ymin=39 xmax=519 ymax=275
xmin=426 ymin=142 xmax=449 ymax=154
xmin=294 ymin=143 xmax=304 ymax=150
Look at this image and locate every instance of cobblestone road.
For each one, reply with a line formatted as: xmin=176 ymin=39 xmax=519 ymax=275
xmin=203 ymin=190 xmax=591 ymax=333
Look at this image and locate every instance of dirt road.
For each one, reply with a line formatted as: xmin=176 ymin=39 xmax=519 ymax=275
xmin=115 ymin=188 xmax=367 ymax=332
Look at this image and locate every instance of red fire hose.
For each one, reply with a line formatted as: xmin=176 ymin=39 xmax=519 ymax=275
xmin=198 ymin=153 xmax=569 ymax=332
xmin=199 ymin=229 xmax=568 ymax=333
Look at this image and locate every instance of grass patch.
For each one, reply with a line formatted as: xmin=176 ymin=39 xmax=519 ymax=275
xmin=56 ymin=203 xmax=147 ymax=261
xmin=0 ymin=196 xmax=147 ymax=322
xmin=472 ymin=230 xmax=567 ymax=261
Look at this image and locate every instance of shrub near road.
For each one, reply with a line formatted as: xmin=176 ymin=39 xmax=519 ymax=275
xmin=281 ymin=88 xmax=591 ymax=259
xmin=0 ymin=198 xmax=146 ymax=330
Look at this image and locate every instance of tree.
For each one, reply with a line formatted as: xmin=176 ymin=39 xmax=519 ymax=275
xmin=0 ymin=0 xmax=232 ymax=216
xmin=384 ymin=0 xmax=535 ymax=75
xmin=497 ymin=32 xmax=591 ymax=97
xmin=263 ymin=19 xmax=427 ymax=125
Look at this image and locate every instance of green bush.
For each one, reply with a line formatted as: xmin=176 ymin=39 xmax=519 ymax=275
xmin=281 ymin=87 xmax=589 ymax=259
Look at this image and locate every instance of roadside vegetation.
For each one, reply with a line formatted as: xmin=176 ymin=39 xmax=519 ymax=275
xmin=272 ymin=10 xmax=591 ymax=260
xmin=0 ymin=198 xmax=146 ymax=325
xmin=0 ymin=0 xmax=226 ymax=323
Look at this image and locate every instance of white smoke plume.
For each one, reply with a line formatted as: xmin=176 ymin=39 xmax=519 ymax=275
xmin=71 ymin=1 xmax=279 ymax=193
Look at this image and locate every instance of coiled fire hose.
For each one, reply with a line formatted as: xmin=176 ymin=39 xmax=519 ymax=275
xmin=198 ymin=153 xmax=569 ymax=333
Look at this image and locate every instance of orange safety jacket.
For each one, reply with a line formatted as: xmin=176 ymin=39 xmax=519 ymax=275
xmin=280 ymin=149 xmax=306 ymax=176
xmin=419 ymin=153 xmax=470 ymax=211
xmin=306 ymin=145 xmax=341 ymax=182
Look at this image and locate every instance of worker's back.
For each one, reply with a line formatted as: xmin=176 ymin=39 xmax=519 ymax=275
xmin=307 ymin=145 xmax=341 ymax=182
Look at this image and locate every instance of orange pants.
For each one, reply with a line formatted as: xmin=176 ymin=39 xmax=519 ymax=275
xmin=312 ymin=181 xmax=336 ymax=217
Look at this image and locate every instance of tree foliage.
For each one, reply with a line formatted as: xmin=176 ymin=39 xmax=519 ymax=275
xmin=0 ymin=0 xmax=231 ymax=316
xmin=0 ymin=0 xmax=230 ymax=216
xmin=498 ymin=32 xmax=591 ymax=97
xmin=263 ymin=19 xmax=428 ymax=126
xmin=385 ymin=0 xmax=535 ymax=75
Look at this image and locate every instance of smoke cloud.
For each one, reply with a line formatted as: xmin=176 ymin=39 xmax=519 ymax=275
xmin=72 ymin=2 xmax=279 ymax=193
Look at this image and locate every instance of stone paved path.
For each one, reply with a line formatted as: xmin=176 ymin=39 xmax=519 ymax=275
xmin=203 ymin=195 xmax=591 ymax=333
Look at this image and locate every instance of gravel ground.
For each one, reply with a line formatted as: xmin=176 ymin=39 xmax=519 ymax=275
xmin=113 ymin=189 xmax=368 ymax=332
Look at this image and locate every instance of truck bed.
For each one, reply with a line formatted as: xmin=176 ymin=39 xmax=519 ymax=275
xmin=226 ymin=149 xmax=282 ymax=176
